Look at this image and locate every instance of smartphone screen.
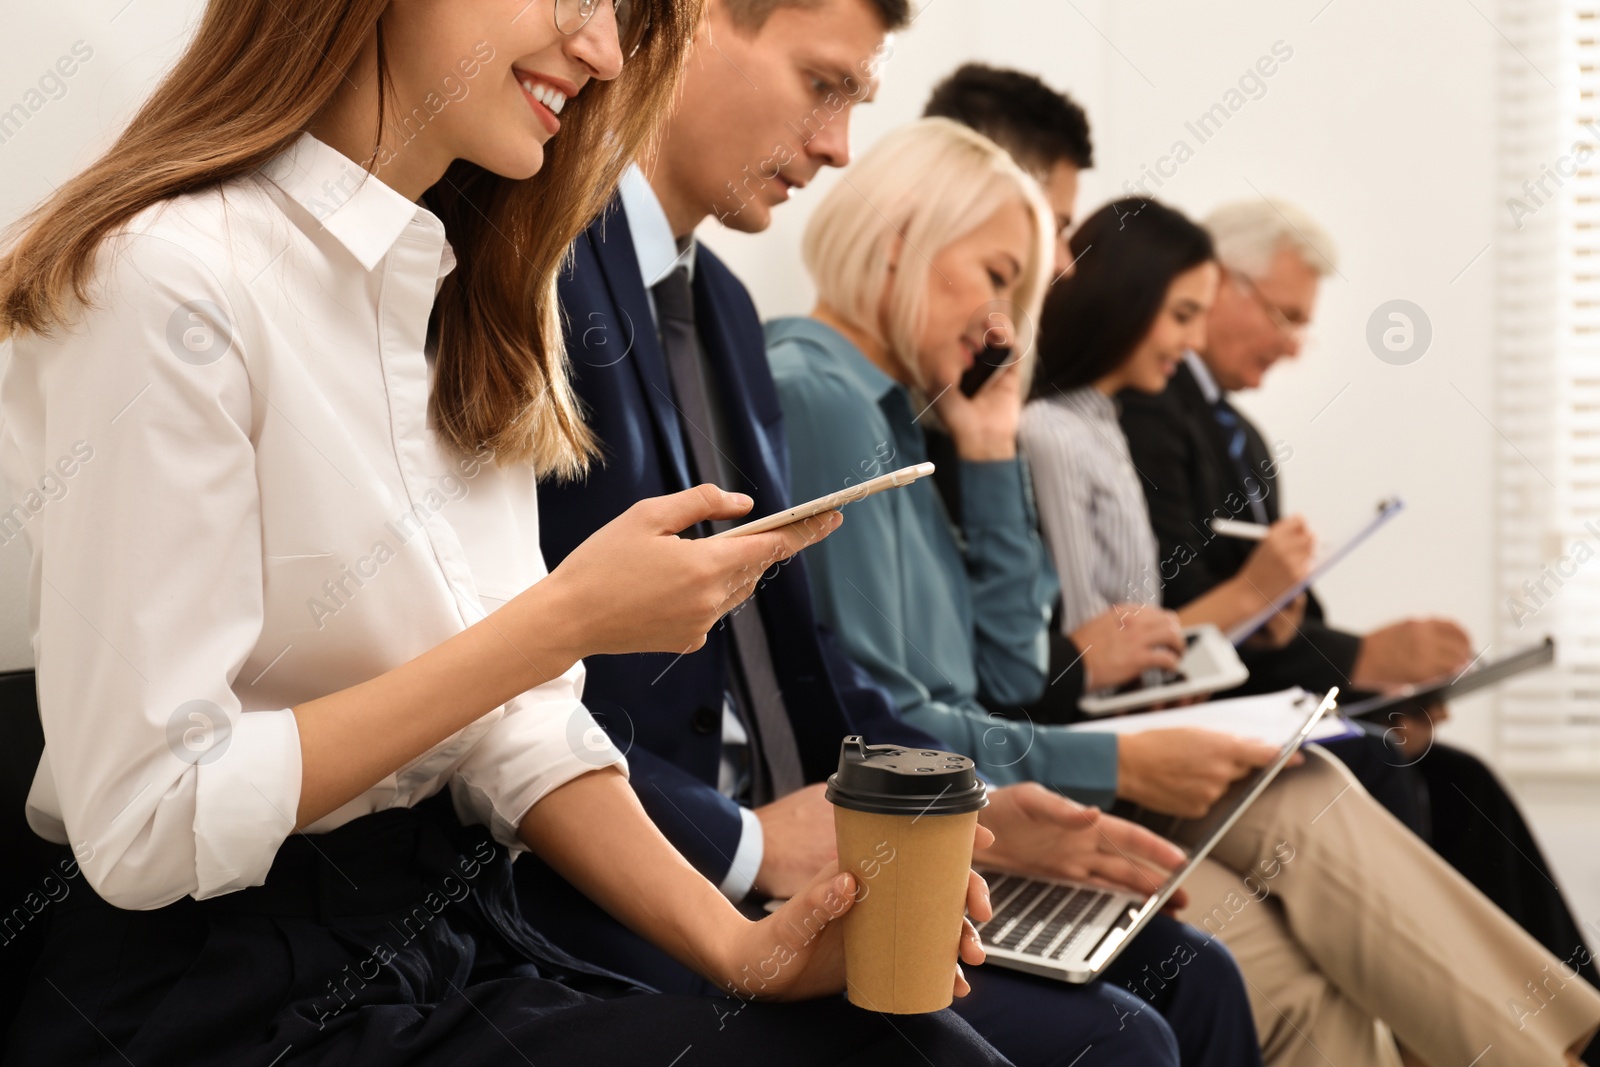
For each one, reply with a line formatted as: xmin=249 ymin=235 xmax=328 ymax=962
xmin=710 ymin=462 xmax=936 ymax=539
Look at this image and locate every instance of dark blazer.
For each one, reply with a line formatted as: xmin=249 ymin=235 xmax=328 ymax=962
xmin=520 ymin=198 xmax=938 ymax=991
xmin=1117 ymin=360 xmax=1363 ymax=695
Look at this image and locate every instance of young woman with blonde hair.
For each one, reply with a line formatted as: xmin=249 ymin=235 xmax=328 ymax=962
xmin=0 ymin=4 xmax=1002 ymax=1064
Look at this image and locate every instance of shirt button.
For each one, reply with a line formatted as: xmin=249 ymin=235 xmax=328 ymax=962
xmin=691 ymin=705 xmax=718 ymax=734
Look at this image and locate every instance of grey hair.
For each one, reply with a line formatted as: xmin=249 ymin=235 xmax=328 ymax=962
xmin=1203 ymin=199 xmax=1339 ymax=279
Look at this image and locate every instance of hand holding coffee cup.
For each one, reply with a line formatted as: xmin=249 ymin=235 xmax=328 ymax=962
xmin=827 ymin=736 xmax=990 ymax=1013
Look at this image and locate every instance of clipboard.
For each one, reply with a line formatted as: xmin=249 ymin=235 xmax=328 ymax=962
xmin=1339 ymin=637 xmax=1556 ymax=721
xmin=1227 ymin=498 xmax=1405 ymax=645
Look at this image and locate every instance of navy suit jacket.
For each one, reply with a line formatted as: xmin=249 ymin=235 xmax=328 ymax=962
xmin=1117 ymin=362 xmax=1364 ymax=695
xmin=518 ymin=198 xmax=939 ymax=991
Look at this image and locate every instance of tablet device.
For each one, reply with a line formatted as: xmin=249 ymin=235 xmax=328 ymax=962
xmin=710 ymin=462 xmax=936 ymax=539
xmin=1340 ymin=637 xmax=1555 ymax=721
xmin=1077 ymin=624 xmax=1249 ymax=716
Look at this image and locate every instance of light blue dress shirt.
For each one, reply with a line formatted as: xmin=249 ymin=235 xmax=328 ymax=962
xmin=766 ymin=316 xmax=1121 ymax=806
xmin=616 ymin=165 xmax=763 ymax=902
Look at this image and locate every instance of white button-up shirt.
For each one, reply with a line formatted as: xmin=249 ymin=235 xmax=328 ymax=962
xmin=0 ymin=133 xmax=623 ymax=911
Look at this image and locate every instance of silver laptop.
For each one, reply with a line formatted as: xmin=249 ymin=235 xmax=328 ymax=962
xmin=974 ymin=688 xmax=1336 ymax=983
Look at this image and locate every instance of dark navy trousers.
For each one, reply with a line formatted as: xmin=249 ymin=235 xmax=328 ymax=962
xmin=518 ymin=852 xmax=1262 ymax=1067
xmin=2 ymin=797 xmax=1010 ymax=1067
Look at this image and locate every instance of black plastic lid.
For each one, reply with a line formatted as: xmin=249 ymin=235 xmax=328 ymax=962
xmin=825 ymin=736 xmax=988 ymax=816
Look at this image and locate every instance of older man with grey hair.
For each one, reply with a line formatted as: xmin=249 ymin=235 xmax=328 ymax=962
xmin=1124 ymin=197 xmax=1472 ymax=701
xmin=1119 ymin=196 xmax=1600 ymax=1066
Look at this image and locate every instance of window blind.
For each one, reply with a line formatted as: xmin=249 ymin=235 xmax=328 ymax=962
xmin=1495 ymin=0 xmax=1600 ymax=772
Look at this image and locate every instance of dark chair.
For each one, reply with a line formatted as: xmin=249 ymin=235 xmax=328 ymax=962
xmin=0 ymin=669 xmax=53 ymax=1040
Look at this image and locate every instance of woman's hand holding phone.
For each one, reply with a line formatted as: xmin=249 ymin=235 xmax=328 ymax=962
xmin=534 ymin=484 xmax=841 ymax=660
xmin=935 ymin=357 xmax=1024 ymax=462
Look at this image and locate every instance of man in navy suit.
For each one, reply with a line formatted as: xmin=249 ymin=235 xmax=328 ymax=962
xmin=515 ymin=7 xmax=1262 ymax=1064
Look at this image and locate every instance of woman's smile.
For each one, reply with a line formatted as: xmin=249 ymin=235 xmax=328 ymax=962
xmin=514 ymin=68 xmax=578 ymax=135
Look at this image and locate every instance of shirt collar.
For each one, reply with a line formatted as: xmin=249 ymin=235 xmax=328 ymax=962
xmin=619 ymin=163 xmax=695 ymax=287
xmin=1055 ymin=384 xmax=1119 ymax=421
xmin=774 ymin=316 xmax=901 ymax=403
xmin=1184 ymin=350 xmax=1223 ymax=404
xmin=261 ymin=133 xmax=442 ymax=273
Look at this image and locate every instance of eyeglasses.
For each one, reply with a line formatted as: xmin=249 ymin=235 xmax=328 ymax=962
xmin=1228 ymin=269 xmax=1308 ymax=341
xmin=555 ymin=0 xmax=651 ymax=58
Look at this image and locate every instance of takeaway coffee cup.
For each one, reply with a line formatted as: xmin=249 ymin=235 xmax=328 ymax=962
xmin=826 ymin=735 xmax=988 ymax=1013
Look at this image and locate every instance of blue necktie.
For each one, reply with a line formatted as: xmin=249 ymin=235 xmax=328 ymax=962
xmin=1211 ymin=400 xmax=1269 ymax=524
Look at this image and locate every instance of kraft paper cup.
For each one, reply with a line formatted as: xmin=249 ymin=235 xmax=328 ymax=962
xmin=826 ymin=737 xmax=987 ymax=1014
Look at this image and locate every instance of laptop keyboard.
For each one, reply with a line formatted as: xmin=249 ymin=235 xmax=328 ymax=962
xmin=976 ymin=873 xmax=1117 ymax=959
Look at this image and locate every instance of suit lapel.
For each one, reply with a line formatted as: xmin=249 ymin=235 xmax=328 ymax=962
xmin=588 ymin=200 xmax=693 ymax=492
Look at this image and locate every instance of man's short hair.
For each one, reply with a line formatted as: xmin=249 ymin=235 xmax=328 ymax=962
xmin=722 ymin=0 xmax=911 ymax=33
xmin=922 ymin=63 xmax=1092 ymax=179
xmin=1204 ymin=199 xmax=1340 ymax=279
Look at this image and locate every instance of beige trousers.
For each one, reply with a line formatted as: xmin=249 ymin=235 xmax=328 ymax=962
xmin=1172 ymin=745 xmax=1600 ymax=1067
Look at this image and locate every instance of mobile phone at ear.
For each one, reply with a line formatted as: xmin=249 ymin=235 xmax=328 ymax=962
xmin=960 ymin=345 xmax=1014 ymax=397
xmin=710 ymin=463 xmax=936 ymax=538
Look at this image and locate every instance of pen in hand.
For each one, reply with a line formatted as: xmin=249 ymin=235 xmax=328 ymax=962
xmin=1209 ymin=517 xmax=1270 ymax=541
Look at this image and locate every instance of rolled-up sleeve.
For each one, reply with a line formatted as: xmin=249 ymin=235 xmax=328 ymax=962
xmin=450 ymin=658 xmax=628 ymax=852
xmin=10 ymin=234 xmax=302 ymax=910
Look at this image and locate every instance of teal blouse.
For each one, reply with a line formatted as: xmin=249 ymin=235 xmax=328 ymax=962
xmin=765 ymin=316 xmax=1120 ymax=807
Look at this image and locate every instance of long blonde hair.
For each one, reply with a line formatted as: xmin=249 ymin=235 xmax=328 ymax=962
xmin=0 ymin=0 xmax=698 ymax=477
xmin=802 ymin=117 xmax=1053 ymax=389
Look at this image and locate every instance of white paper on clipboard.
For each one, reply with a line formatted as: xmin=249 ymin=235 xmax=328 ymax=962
xmin=1226 ymin=498 xmax=1405 ymax=645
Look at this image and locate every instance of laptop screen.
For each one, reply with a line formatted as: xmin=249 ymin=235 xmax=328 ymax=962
xmin=1114 ymin=689 xmax=1336 ymax=925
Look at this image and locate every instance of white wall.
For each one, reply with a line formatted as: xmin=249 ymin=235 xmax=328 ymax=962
xmin=700 ymin=0 xmax=1503 ymax=754
xmin=0 ymin=1 xmax=206 ymax=670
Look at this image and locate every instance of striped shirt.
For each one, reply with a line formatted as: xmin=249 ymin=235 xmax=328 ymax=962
xmin=1020 ymin=387 xmax=1161 ymax=634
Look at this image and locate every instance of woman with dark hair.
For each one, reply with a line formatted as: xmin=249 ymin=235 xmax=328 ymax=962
xmin=1024 ymin=199 xmax=1312 ymax=639
xmin=0 ymin=3 xmax=1003 ymax=1065
xmin=1023 ymin=198 xmax=1314 ymax=639
xmin=1031 ymin=201 xmax=1212 ymax=393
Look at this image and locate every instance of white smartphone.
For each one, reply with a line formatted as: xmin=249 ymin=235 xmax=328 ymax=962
xmin=710 ymin=462 xmax=936 ymax=539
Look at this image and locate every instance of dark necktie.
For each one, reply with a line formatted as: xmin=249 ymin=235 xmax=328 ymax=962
xmin=1210 ymin=399 xmax=1269 ymax=524
xmin=651 ymin=263 xmax=806 ymax=804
